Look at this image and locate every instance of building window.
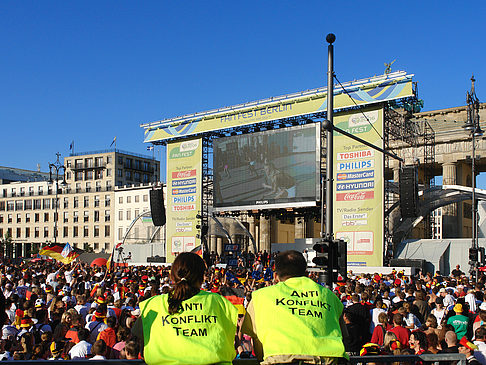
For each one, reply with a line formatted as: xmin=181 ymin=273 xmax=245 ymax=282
xmin=28 ymin=186 xmax=34 ymax=196
xmin=95 ymin=170 xmax=103 ymax=180
xmin=66 ymin=172 xmax=71 ymax=180
xmin=94 ymin=211 xmax=100 ymax=222
xmin=107 ymin=156 xmax=112 ymax=164
xmin=64 ymin=198 xmax=69 ymax=209
xmin=135 ymin=209 xmax=139 ymax=218
xmin=44 ymin=227 xmax=49 ymax=238
xmin=73 ymin=226 xmax=78 ymax=237
xmin=25 ymin=227 xmax=30 ymax=238
xmin=16 ymin=228 xmax=21 ymax=238
xmin=75 ymin=171 xmax=83 ymax=181
xmin=135 ymin=195 xmax=139 ymax=203
xmin=24 ymin=200 xmax=32 ymax=210
xmin=84 ymin=196 xmax=89 ymax=208
xmin=75 ymin=159 xmax=83 ymax=168
xmin=76 ymin=183 xmax=81 ymax=193
xmin=119 ymin=197 xmax=123 ymax=204
xmin=94 ymin=225 xmax=100 ymax=237
xmin=74 ymin=197 xmax=79 ymax=208
xmin=95 ymin=157 xmax=103 ymax=167
xmin=73 ymin=211 xmax=78 ymax=223
xmin=96 ymin=182 xmax=101 ymax=192
xmin=20 ymin=187 xmax=25 ymax=196
xmin=143 ymin=194 xmax=148 ymax=202
xmin=105 ymin=195 xmax=111 ymax=207
xmin=84 ymin=211 xmax=89 ymax=223
xmin=94 ymin=242 xmax=99 ymax=251
xmin=38 ymin=186 xmax=43 ymax=195
xmin=126 ymin=210 xmax=131 ymax=221
xmin=86 ymin=171 xmax=93 ymax=180
xmin=119 ymin=210 xmax=123 ymax=220
xmin=86 ymin=182 xmax=91 ymax=192
xmin=104 ymin=225 xmax=110 ymax=237
xmin=105 ymin=210 xmax=110 ymax=222
xmin=35 ymin=213 xmax=39 ymax=222
xmin=86 ymin=158 xmax=94 ymax=168
xmin=66 ymin=184 xmax=71 ymax=193
xmin=84 ymin=226 xmax=89 ymax=237
xmin=143 ymin=173 xmax=150 ymax=182
xmin=106 ymin=181 xmax=112 ymax=191
xmin=64 ymin=212 xmax=69 ymax=223
xmin=94 ymin=196 xmax=100 ymax=207
xmin=0 ymin=215 xmax=2 ymax=223
xmin=7 ymin=214 xmax=12 ymax=224
xmin=107 ymin=169 xmax=112 ymax=177
xmin=11 ymin=188 xmax=16 ymax=197
xmin=0 ymin=201 xmax=4 ymax=211
xmin=15 ymin=201 xmax=23 ymax=210
xmin=34 ymin=199 xmax=41 ymax=209
xmin=134 ymin=172 xmax=141 ymax=182
xmin=35 ymin=227 xmax=39 ymax=238
xmin=16 ymin=214 xmax=21 ymax=223
xmin=126 ymin=171 xmax=132 ymax=180
xmin=134 ymin=160 xmax=141 ymax=170
xmin=118 ymin=227 xmax=123 ymax=240
xmin=117 ymin=169 xmax=123 ymax=178
xmin=63 ymin=227 xmax=68 ymax=237
xmin=127 ymin=196 xmax=131 ymax=204
xmin=25 ymin=213 xmax=30 ymax=223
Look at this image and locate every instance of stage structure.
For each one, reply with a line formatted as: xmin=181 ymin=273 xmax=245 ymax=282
xmin=141 ymin=71 xmax=422 ymax=266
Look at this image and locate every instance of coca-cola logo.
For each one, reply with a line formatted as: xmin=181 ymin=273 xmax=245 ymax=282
xmin=336 ymin=191 xmax=374 ymax=201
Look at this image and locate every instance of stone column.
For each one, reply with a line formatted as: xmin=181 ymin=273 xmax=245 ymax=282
xmin=442 ymin=162 xmax=458 ymax=238
xmin=294 ymin=217 xmax=305 ymax=239
xmin=216 ymin=237 xmax=223 ymax=256
xmin=260 ymin=216 xmax=271 ymax=252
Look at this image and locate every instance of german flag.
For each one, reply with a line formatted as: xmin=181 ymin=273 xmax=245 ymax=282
xmin=220 ymin=285 xmax=246 ymax=315
xmin=39 ymin=243 xmax=82 ymax=264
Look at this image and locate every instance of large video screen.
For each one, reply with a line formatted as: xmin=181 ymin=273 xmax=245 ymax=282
xmin=213 ymin=124 xmax=320 ymax=211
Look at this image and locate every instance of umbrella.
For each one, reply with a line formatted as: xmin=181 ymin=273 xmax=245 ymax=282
xmin=90 ymin=257 xmax=108 ymax=267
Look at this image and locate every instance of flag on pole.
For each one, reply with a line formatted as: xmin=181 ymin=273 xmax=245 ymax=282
xmin=107 ymin=242 xmax=123 ymax=271
xmin=69 ymin=141 xmax=74 ymax=151
xmin=39 ymin=243 xmax=82 ymax=264
xmin=147 ymin=145 xmax=154 ymax=151
xmin=110 ymin=137 xmax=117 ymax=147
xmin=61 ymin=243 xmax=73 ymax=258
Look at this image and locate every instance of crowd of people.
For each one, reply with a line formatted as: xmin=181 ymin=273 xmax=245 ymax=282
xmin=0 ymin=250 xmax=485 ymax=364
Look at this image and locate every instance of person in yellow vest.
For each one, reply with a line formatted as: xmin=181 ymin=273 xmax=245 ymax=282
xmin=133 ymin=252 xmax=238 ymax=365
xmin=241 ymin=250 xmax=348 ymax=364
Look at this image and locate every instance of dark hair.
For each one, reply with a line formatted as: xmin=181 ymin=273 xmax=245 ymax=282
xmin=78 ymin=328 xmax=89 ymax=341
xmin=411 ymin=331 xmax=428 ymax=350
xmin=125 ymin=340 xmax=140 ymax=359
xmin=92 ymin=339 xmax=107 ymax=356
xmin=168 ymin=253 xmax=206 ymax=315
xmin=275 ymin=250 xmax=307 ymax=279
xmin=106 ymin=316 xmax=116 ymax=328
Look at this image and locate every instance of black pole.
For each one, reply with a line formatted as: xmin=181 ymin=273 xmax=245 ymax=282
xmin=324 ymin=33 xmax=335 ymax=239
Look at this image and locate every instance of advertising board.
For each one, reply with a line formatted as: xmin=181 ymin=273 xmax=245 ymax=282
xmin=332 ymin=106 xmax=384 ymax=267
xmin=166 ymin=138 xmax=202 ymax=263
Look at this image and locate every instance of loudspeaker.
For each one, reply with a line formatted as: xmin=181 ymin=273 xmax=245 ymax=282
xmin=150 ymin=188 xmax=166 ymax=226
xmin=147 ymin=255 xmax=166 ymax=263
xmin=399 ymin=166 xmax=418 ymax=218
xmin=389 ymin=258 xmax=425 ymax=274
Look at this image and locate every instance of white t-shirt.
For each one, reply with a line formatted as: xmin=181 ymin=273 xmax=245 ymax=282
xmin=69 ymin=340 xmax=92 ymax=360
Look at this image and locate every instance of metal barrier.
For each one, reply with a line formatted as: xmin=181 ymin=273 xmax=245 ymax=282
xmin=0 ymin=354 xmax=467 ymax=364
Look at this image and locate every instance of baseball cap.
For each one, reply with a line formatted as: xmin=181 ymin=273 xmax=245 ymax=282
xmin=439 ymin=288 xmax=446 ymax=293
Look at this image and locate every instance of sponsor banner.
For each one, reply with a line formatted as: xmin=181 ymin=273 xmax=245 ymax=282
xmin=336 ymin=180 xmax=374 ymax=191
xmin=333 ymin=106 xmax=384 ymax=267
xmin=337 ymin=160 xmax=374 ymax=171
xmin=172 ymin=178 xmax=197 ymax=187
xmin=172 ymin=187 xmax=197 ymax=195
xmin=144 ymin=74 xmax=413 ymax=142
xmin=337 ymin=170 xmax=374 ymax=181
xmin=166 ymin=139 xmax=202 ymax=262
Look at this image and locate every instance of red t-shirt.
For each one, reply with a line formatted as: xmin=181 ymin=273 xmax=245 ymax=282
xmin=389 ymin=325 xmax=410 ymax=348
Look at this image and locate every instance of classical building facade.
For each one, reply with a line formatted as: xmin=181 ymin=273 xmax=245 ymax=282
xmin=0 ymin=149 xmax=159 ymax=257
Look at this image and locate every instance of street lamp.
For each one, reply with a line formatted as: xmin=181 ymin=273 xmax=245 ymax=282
xmin=463 ymin=75 xmax=483 ymax=276
xmin=49 ymin=153 xmax=66 ymax=245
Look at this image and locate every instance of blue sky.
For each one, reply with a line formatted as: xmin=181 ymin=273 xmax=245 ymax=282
xmin=1 ymin=1 xmax=485 ymax=184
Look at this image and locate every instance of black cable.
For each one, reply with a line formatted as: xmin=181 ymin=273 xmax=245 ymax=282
xmin=333 ymin=75 xmax=384 ymax=141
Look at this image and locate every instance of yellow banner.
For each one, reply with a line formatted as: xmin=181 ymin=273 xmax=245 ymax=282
xmin=332 ymin=106 xmax=384 ymax=267
xmin=166 ymin=139 xmax=202 ymax=263
xmin=144 ymin=75 xmax=412 ymax=142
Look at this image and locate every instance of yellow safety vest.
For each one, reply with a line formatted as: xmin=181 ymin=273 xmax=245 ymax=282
xmin=252 ymin=276 xmax=346 ymax=360
xmin=139 ymin=290 xmax=237 ymax=365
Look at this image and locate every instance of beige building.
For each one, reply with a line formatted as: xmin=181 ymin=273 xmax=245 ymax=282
xmin=0 ymin=149 xmax=160 ymax=257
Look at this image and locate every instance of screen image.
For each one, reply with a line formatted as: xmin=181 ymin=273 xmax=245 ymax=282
xmin=213 ymin=124 xmax=320 ymax=210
